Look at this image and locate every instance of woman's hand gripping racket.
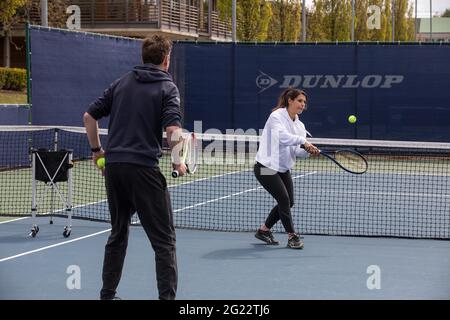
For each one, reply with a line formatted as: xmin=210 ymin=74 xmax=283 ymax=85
xmin=171 ymin=133 xmax=199 ymax=178
xmin=302 ymin=143 xmax=368 ymax=174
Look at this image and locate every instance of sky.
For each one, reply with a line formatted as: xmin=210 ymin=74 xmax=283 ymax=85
xmin=414 ymin=0 xmax=450 ymax=17
xmin=303 ymin=0 xmax=450 ymax=17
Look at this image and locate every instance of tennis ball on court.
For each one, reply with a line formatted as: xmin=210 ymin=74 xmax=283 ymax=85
xmin=348 ymin=115 xmax=357 ymax=124
xmin=96 ymin=157 xmax=105 ymax=169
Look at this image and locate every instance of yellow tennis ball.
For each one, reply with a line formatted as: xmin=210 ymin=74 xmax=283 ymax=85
xmin=96 ymin=157 xmax=105 ymax=169
xmin=348 ymin=115 xmax=357 ymax=124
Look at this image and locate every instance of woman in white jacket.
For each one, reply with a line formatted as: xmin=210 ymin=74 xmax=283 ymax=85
xmin=254 ymin=88 xmax=319 ymax=249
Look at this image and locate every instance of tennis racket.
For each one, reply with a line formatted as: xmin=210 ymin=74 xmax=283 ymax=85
xmin=319 ymin=149 xmax=368 ymax=174
xmin=302 ymin=145 xmax=368 ymax=174
xmin=171 ymin=133 xmax=199 ymax=178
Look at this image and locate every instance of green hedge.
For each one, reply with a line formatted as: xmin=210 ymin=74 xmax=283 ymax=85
xmin=0 ymin=68 xmax=27 ymax=91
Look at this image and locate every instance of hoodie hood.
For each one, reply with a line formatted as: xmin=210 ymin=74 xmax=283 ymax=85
xmin=133 ymin=64 xmax=173 ymax=83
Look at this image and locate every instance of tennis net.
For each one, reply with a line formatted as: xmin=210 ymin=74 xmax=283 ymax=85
xmin=1 ymin=125 xmax=449 ymax=239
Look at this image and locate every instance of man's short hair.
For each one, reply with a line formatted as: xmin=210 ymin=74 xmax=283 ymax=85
xmin=142 ymin=35 xmax=172 ymax=65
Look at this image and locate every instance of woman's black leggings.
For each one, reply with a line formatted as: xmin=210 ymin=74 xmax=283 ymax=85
xmin=254 ymin=162 xmax=295 ymax=233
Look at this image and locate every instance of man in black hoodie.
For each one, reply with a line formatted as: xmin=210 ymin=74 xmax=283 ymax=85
xmin=83 ymin=35 xmax=186 ymax=300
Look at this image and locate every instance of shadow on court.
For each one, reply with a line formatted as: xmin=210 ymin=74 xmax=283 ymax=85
xmin=1 ymin=216 xmax=450 ymax=300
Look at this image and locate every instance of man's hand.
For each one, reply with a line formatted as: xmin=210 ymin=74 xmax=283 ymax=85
xmin=92 ymin=149 xmax=105 ymax=174
xmin=172 ymin=162 xmax=187 ymax=177
xmin=303 ymin=142 xmax=320 ymax=156
xmin=83 ymin=112 xmax=105 ymax=173
xmin=167 ymin=125 xmax=188 ymax=176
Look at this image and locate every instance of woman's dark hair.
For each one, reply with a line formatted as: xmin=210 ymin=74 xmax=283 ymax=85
xmin=272 ymin=88 xmax=307 ymax=112
xmin=142 ymin=35 xmax=172 ymax=65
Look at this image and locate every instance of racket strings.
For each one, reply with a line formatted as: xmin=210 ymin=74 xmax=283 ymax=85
xmin=185 ymin=136 xmax=199 ymax=173
xmin=335 ymin=151 xmax=367 ymax=173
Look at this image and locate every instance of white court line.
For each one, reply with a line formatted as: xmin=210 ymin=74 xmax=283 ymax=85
xmin=1 ymin=168 xmax=294 ymax=261
xmin=0 ymin=228 xmax=111 ymax=263
xmin=133 ymin=168 xmax=270 ymax=224
xmin=171 ymin=169 xmax=449 ymax=214
xmin=0 ymin=201 xmax=107 ymax=224
xmin=0 ymin=199 xmax=110 ymax=224
xmin=292 ymin=172 xmax=317 ymax=180
xmin=0 ymin=217 xmax=29 ymax=224
xmin=4 ymin=166 xmax=448 ymax=225
xmin=168 ymin=168 xmax=252 ymax=189
xmin=173 ymin=171 xmax=318 ymax=214
xmin=0 ymin=169 xmax=253 ymax=225
xmin=305 ymin=188 xmax=450 ymax=199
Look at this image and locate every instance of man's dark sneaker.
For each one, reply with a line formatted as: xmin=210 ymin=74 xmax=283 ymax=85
xmin=287 ymin=234 xmax=304 ymax=249
xmin=255 ymin=229 xmax=279 ymax=245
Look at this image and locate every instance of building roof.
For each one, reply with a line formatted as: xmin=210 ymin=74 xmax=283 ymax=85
xmin=419 ymin=17 xmax=450 ymax=33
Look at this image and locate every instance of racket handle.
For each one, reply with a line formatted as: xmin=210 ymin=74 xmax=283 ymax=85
xmin=172 ymin=170 xmax=180 ymax=178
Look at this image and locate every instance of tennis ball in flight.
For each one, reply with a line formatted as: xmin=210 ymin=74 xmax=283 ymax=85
xmin=96 ymin=157 xmax=105 ymax=169
xmin=348 ymin=115 xmax=357 ymax=124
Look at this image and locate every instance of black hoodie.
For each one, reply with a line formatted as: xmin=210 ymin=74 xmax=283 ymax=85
xmin=87 ymin=64 xmax=181 ymax=167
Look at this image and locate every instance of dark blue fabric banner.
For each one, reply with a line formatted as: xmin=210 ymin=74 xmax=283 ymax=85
xmin=30 ymin=26 xmax=141 ymax=128
xmin=0 ymin=104 xmax=30 ymax=125
xmin=29 ymin=25 xmax=450 ymax=141
xmin=177 ymin=43 xmax=450 ymax=141
xmin=181 ymin=44 xmax=233 ymax=132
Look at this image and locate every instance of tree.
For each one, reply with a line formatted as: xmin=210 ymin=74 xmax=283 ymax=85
xmin=393 ymin=0 xmax=405 ymax=40
xmin=441 ymin=8 xmax=450 ymax=17
xmin=236 ymin=0 xmax=272 ymax=41
xmin=324 ymin=0 xmax=353 ymax=41
xmin=0 ymin=0 xmax=27 ymax=33
xmin=307 ymin=0 xmax=328 ymax=41
xmin=307 ymin=0 xmax=351 ymax=42
xmin=306 ymin=0 xmax=416 ymax=42
xmin=1 ymin=0 xmax=27 ymax=67
xmin=217 ymin=0 xmax=232 ymax=27
xmin=332 ymin=0 xmax=352 ymax=41
xmin=354 ymin=0 xmax=369 ymax=41
xmin=266 ymin=0 xmax=302 ymax=42
xmin=383 ymin=0 xmax=393 ymax=41
xmin=1 ymin=0 xmax=70 ymax=31
xmin=393 ymin=0 xmax=414 ymax=41
xmin=28 ymin=0 xmax=69 ymax=28
xmin=405 ymin=2 xmax=415 ymax=41
xmin=217 ymin=0 xmax=272 ymax=41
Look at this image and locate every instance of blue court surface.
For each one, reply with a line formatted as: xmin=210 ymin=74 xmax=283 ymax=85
xmin=63 ymin=167 xmax=450 ymax=238
xmin=1 ymin=216 xmax=449 ymax=300
xmin=167 ymin=169 xmax=450 ymax=237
